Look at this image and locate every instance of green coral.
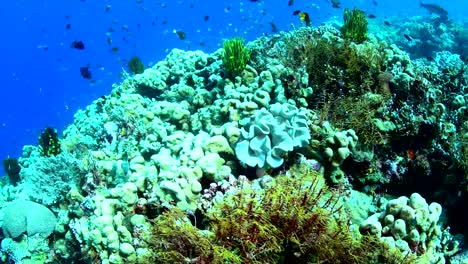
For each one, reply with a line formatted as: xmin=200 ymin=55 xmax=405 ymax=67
xmin=341 ymin=8 xmax=368 ymax=43
xmin=128 ymin=55 xmax=145 ymax=74
xmin=221 ymin=37 xmax=251 ymax=75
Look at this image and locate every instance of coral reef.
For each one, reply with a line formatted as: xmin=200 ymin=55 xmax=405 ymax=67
xmin=0 ymin=23 xmax=466 ymax=264
xmin=360 ymin=193 xmax=460 ymax=261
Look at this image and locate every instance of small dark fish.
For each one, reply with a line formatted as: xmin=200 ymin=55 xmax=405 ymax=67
xmin=288 ymin=0 xmax=294 ymax=6
xmin=384 ymin=21 xmax=391 ymax=26
xmin=190 ymin=3 xmax=194 ymax=8
xmin=403 ymin=34 xmax=412 ymax=41
xmin=65 ymin=23 xmax=71 ymax=29
xmin=368 ymin=14 xmax=376 ymax=19
xmin=175 ymin=30 xmax=186 ymax=40
xmin=111 ymin=47 xmax=119 ymax=53
xmin=331 ymin=0 xmax=340 ymax=8
xmin=80 ymin=66 xmax=92 ymax=79
xmin=420 ymin=1 xmax=448 ymax=17
xmin=71 ymin=40 xmax=85 ymax=50
xmin=249 ymin=0 xmax=259 ymax=2
xmin=292 ymin=10 xmax=301 ymax=15
xmin=426 ymin=56 xmax=434 ymax=61
xmin=65 ymin=15 xmax=71 ymax=19
xmin=204 ymin=15 xmax=209 ymax=21
xmin=37 ymin=45 xmax=48 ymax=51
xmin=105 ymin=5 xmax=111 ymax=11
xmin=162 ymin=20 xmax=167 ymax=24
xmin=372 ymin=0 xmax=378 ymax=5
xmin=269 ymin=22 xmax=278 ymax=33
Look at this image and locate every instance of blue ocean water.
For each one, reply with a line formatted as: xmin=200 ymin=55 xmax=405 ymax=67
xmin=0 ymin=0 xmax=465 ymax=175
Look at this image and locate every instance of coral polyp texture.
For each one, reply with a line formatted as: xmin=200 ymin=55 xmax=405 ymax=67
xmin=1 ymin=22 xmax=468 ymax=264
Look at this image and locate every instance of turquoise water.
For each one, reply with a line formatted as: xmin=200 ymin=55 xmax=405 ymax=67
xmin=0 ymin=0 xmax=465 ymax=167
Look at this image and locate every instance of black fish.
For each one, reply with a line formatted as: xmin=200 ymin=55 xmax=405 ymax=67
xmin=384 ymin=21 xmax=391 ymax=26
xmin=420 ymin=1 xmax=448 ymax=17
xmin=204 ymin=15 xmax=209 ymax=21
xmin=288 ymin=0 xmax=294 ymax=6
xmin=80 ymin=66 xmax=92 ymax=79
xmin=175 ymin=30 xmax=186 ymax=40
xmin=331 ymin=0 xmax=340 ymax=8
xmin=269 ymin=22 xmax=278 ymax=33
xmin=65 ymin=23 xmax=71 ymax=29
xmin=403 ymin=34 xmax=412 ymax=41
xmin=368 ymin=14 xmax=376 ymax=19
xmin=71 ymin=40 xmax=85 ymax=50
xmin=292 ymin=10 xmax=301 ymax=15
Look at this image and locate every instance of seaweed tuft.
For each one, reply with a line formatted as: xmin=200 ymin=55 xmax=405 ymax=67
xmin=221 ymin=37 xmax=251 ymax=76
